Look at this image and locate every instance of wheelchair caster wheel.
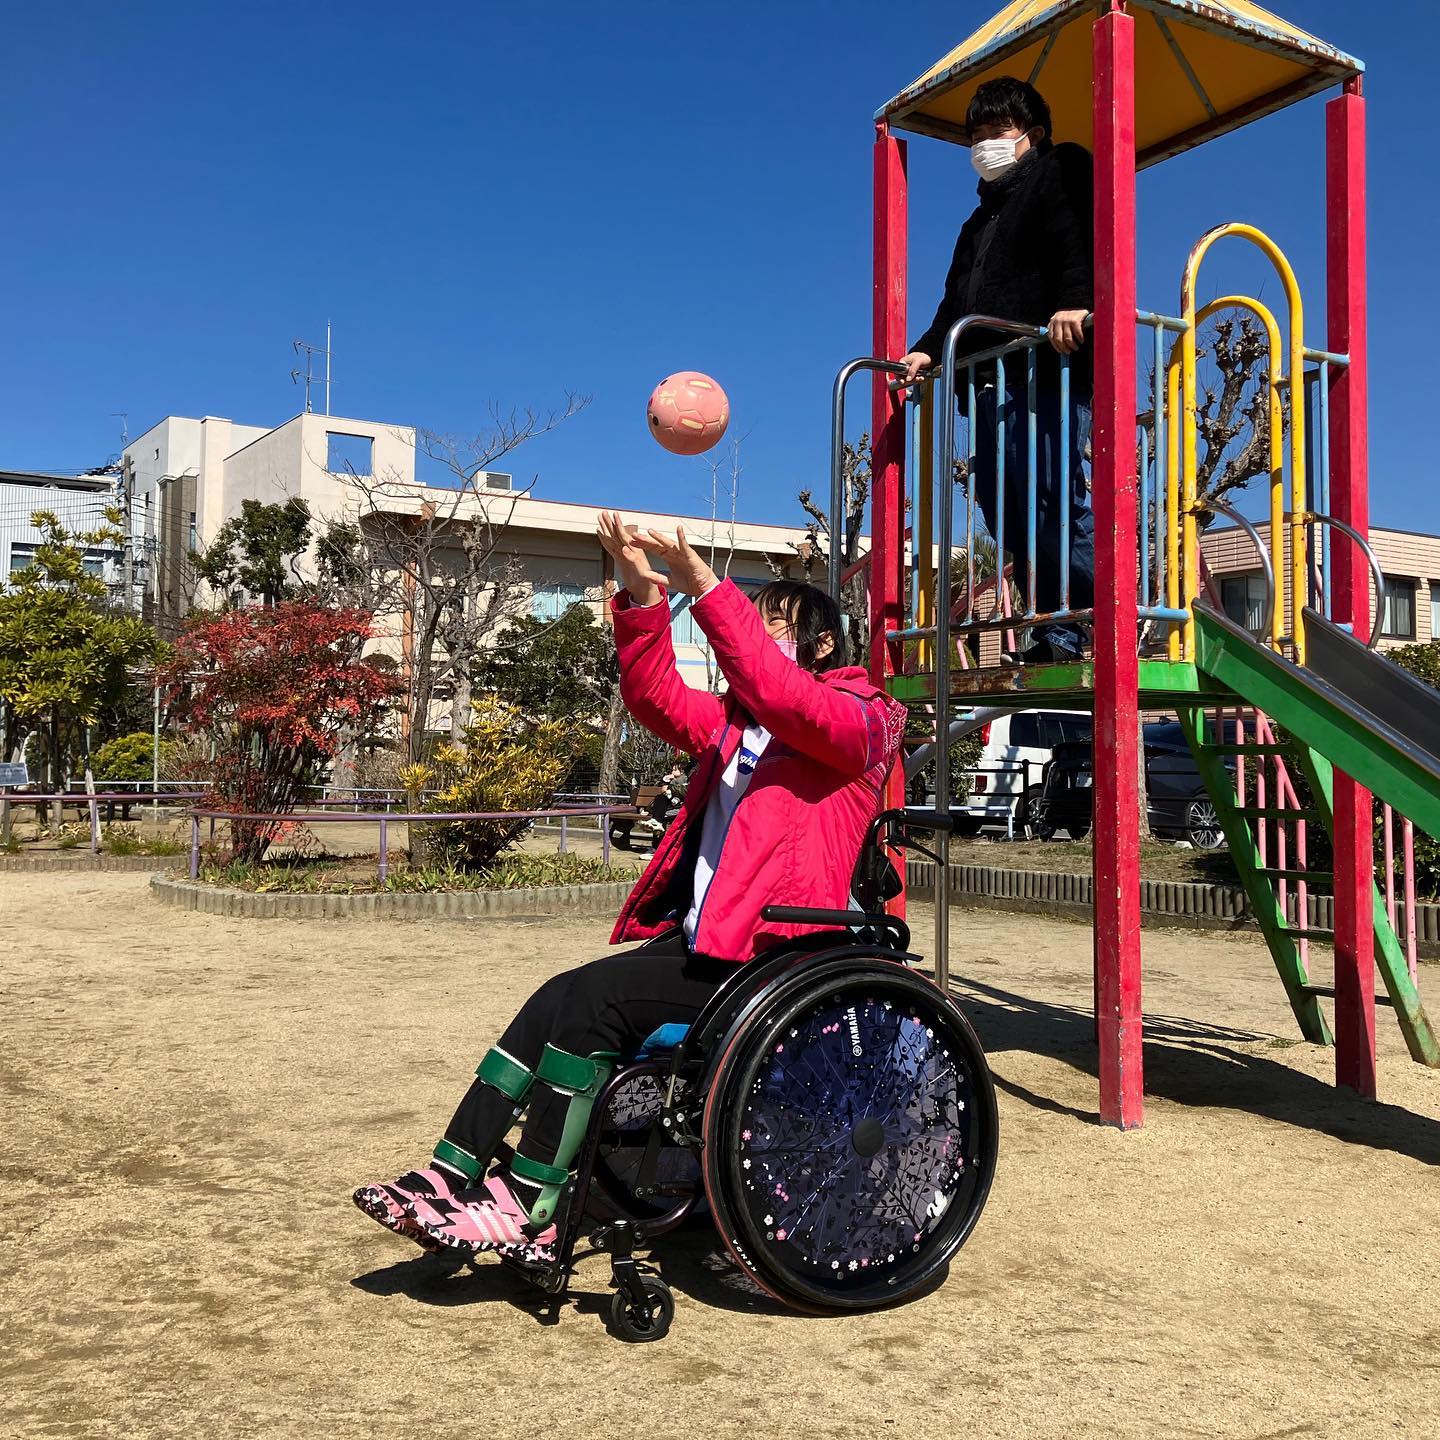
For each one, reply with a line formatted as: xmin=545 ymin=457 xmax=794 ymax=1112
xmin=608 ymin=1278 xmax=674 ymax=1342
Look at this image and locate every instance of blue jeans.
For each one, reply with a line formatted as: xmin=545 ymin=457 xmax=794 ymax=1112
xmin=968 ymin=373 xmax=1096 ymax=653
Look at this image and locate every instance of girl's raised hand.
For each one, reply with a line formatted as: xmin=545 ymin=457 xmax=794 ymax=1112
xmin=596 ymin=511 xmax=666 ymax=606
xmin=633 ymin=524 xmax=719 ymax=599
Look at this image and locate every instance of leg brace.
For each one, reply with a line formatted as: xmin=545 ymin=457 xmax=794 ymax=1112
xmin=509 ymin=1043 xmax=617 ymax=1225
xmin=432 ymin=1045 xmax=536 ymax=1182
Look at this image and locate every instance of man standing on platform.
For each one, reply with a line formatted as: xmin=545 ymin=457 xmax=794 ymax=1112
xmin=900 ymin=76 xmax=1096 ymax=664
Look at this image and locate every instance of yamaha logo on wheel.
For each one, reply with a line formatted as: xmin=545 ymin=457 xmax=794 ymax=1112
xmin=845 ymin=1006 xmax=863 ymax=1056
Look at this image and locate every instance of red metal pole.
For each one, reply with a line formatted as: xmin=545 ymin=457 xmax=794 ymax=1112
xmin=872 ymin=121 xmax=909 ymax=907
xmin=871 ymin=121 xmax=907 ymax=685
xmin=1092 ymin=3 xmax=1143 ymax=1128
xmin=1326 ymin=78 xmax=1377 ymax=1097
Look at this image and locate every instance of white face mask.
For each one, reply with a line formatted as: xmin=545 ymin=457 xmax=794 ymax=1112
xmin=774 ymin=635 xmax=798 ymax=662
xmin=971 ymin=137 xmax=1020 ymax=182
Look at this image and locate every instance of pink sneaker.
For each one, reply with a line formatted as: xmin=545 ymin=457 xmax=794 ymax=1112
xmin=412 ymin=1174 xmax=558 ymax=1265
xmin=352 ymin=1167 xmax=461 ymax=1252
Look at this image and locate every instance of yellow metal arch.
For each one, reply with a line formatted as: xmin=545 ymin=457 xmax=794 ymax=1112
xmin=1178 ymin=224 xmax=1309 ymax=662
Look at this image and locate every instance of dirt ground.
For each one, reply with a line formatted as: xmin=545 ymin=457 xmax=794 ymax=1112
xmin=2 ymin=873 xmax=1437 ymax=1440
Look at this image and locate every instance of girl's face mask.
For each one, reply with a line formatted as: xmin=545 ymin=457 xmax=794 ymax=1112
xmin=774 ymin=635 xmax=798 ymax=662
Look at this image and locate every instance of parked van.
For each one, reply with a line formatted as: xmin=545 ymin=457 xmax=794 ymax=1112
xmin=958 ymin=710 xmax=1093 ymax=835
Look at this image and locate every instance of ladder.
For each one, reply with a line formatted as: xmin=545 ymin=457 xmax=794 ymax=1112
xmin=1180 ymin=709 xmax=1439 ymax=1066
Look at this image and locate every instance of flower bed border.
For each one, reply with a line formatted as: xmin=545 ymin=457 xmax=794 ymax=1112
xmin=0 ymin=853 xmax=179 ymax=873
xmin=148 ymin=873 xmax=636 ymax=920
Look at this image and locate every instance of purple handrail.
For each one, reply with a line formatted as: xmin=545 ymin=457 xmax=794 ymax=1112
xmin=1 ymin=791 xmax=210 ymax=855
xmin=186 ymin=804 xmax=639 ymax=881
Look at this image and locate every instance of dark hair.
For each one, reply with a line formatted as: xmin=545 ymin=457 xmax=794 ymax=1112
xmin=965 ymin=76 xmax=1052 ymax=142
xmin=752 ymin=580 xmax=848 ymax=673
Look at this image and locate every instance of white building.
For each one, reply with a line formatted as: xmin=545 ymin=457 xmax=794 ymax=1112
xmin=123 ymin=411 xmax=851 ymax=691
xmin=0 ymin=469 xmax=124 ymax=591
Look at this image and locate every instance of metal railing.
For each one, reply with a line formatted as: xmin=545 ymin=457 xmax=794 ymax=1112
xmin=185 ymin=803 xmax=640 ymax=882
xmin=1 ymin=791 xmax=207 ymax=854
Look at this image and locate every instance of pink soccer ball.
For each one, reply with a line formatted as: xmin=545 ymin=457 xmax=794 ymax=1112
xmin=647 ymin=371 xmax=730 ymax=455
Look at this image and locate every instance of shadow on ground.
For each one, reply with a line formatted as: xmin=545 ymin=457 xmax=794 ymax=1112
xmin=952 ymin=972 xmax=1440 ymax=1165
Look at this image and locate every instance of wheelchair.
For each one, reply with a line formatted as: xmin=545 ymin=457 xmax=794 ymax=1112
xmin=486 ymin=809 xmax=998 ymax=1342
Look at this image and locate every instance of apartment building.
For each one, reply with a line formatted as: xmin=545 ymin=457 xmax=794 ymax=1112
xmin=0 ymin=469 xmax=123 ymax=591
xmin=1200 ymin=521 xmax=1440 ymax=651
xmin=122 ymin=411 xmax=844 ymax=685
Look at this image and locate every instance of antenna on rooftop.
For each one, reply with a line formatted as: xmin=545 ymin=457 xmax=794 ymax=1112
xmin=291 ymin=322 xmax=333 ymax=415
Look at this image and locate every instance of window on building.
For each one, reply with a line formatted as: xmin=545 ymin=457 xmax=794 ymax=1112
xmin=189 ymin=513 xmax=197 ymax=554
xmin=1430 ymin=582 xmax=1440 ymax=642
xmin=1381 ymin=576 xmax=1416 ymax=640
xmin=532 ymin=583 xmax=585 ymax=622
xmin=1220 ymin=572 xmax=1268 ymax=632
xmin=326 ymin=432 xmax=374 ymax=476
xmin=8 ymin=544 xmax=35 ymax=575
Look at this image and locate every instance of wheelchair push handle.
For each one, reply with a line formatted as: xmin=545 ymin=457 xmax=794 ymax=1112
xmin=867 ymin=807 xmax=960 ymax=849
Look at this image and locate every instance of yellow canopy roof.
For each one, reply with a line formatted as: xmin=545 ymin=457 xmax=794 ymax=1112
xmin=878 ymin=0 xmax=1362 ymax=167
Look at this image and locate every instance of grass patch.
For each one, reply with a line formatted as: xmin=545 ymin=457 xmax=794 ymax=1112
xmin=103 ymin=823 xmax=187 ymax=857
xmin=194 ymin=850 xmax=641 ymax=895
xmin=948 ymin=836 xmax=1241 ymax=884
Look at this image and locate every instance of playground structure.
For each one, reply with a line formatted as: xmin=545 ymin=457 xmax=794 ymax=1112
xmin=839 ymin=0 xmax=1440 ymax=1126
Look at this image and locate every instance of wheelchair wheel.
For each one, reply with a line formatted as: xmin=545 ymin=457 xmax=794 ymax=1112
xmin=700 ymin=958 xmax=997 ymax=1313
xmin=588 ymin=1067 xmax=699 ymax=1222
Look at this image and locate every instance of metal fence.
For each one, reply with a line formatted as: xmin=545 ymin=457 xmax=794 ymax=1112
xmin=185 ymin=803 xmax=640 ymax=882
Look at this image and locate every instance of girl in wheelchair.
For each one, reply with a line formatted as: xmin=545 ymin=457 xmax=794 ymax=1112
xmin=354 ymin=511 xmax=907 ymax=1265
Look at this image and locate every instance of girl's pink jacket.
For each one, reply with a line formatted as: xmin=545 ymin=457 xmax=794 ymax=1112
xmin=610 ymin=578 xmax=907 ymax=963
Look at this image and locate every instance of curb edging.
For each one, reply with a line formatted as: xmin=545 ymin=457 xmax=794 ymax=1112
xmin=148 ymin=873 xmax=636 ymax=920
xmin=0 ymin=853 xmax=177 ymax=874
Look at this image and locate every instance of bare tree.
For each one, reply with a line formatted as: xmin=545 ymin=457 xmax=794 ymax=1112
xmin=769 ymin=435 xmax=871 ymax=660
xmin=697 ymin=436 xmax=745 ymax=692
xmin=337 ymin=396 xmax=589 ymax=760
xmin=1138 ymin=312 xmax=1277 ymax=528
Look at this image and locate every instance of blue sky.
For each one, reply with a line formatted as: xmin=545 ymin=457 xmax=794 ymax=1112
xmin=2 ymin=1 xmax=1432 ymax=533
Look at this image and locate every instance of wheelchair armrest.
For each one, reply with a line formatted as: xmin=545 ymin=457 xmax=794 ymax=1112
xmin=760 ymin=906 xmax=909 ymax=951
xmin=762 ymin=906 xmax=871 ymax=927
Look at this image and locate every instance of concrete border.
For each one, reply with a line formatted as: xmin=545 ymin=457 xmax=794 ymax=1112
xmin=907 ymin=860 xmax=1440 ymax=958
xmin=0 ymin=853 xmax=178 ymax=874
xmin=148 ymin=873 xmax=636 ymax=920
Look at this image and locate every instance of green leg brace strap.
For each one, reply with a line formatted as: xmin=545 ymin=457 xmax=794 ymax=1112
xmin=510 ymin=1043 xmax=617 ymax=1225
xmin=432 ymin=1046 xmax=537 ymax=1181
xmin=475 ymin=1045 xmax=535 ymax=1104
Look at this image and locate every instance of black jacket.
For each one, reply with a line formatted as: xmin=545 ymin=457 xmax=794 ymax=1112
xmin=912 ymin=140 xmax=1094 ymax=383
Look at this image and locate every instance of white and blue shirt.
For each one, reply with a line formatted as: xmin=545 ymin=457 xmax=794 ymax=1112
xmin=683 ymin=720 xmax=771 ymax=947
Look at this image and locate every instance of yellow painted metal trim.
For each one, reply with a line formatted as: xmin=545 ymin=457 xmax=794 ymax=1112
xmin=1179 ymin=223 xmax=1308 ymax=663
xmin=1194 ymin=294 xmax=1285 ymax=650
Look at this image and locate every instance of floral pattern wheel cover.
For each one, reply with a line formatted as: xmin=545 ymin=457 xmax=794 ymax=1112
xmin=728 ymin=988 xmax=978 ymax=1294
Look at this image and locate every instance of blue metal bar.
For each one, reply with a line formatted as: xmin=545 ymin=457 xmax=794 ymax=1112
xmin=1138 ymin=606 xmax=1192 ymax=622
xmin=1139 ymin=432 xmax=1150 ymax=609
xmin=1152 ymin=319 xmax=1166 ymax=610
xmin=1059 ymin=355 xmax=1071 ymax=612
xmin=909 ymin=397 xmax=920 ymax=628
xmin=1305 ymin=346 xmax=1350 ymax=367
xmin=1026 ymin=348 xmax=1038 ymax=616
xmin=994 ymin=354 xmax=1006 ymax=620
xmin=1319 ymin=359 xmax=1332 ymax=610
xmin=966 ymin=365 xmax=977 ymax=624
xmin=1135 ymin=310 xmax=1190 ymax=332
